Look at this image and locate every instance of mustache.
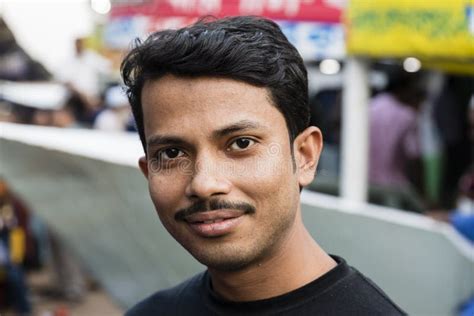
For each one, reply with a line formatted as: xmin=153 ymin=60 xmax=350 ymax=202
xmin=175 ymin=199 xmax=256 ymax=221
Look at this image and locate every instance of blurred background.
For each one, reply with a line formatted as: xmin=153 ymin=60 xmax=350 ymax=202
xmin=0 ymin=0 xmax=472 ymax=315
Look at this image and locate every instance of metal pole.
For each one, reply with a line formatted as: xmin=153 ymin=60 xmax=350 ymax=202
xmin=340 ymin=57 xmax=370 ymax=203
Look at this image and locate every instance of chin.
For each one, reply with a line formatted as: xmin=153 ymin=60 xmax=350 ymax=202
xmin=196 ymin=252 xmax=255 ymax=272
xmin=188 ymin=241 xmax=270 ymax=272
xmin=206 ymin=258 xmax=253 ymax=272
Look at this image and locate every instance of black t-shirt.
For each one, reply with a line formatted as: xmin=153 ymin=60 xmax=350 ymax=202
xmin=126 ymin=256 xmax=406 ymax=315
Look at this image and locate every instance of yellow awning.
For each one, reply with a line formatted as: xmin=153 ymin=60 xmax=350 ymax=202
xmin=346 ymin=0 xmax=474 ymax=74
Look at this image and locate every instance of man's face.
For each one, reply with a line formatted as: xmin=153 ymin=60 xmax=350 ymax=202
xmin=140 ymin=75 xmax=314 ymax=271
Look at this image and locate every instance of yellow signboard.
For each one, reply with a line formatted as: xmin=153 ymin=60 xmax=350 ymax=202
xmin=346 ymin=0 xmax=474 ymax=61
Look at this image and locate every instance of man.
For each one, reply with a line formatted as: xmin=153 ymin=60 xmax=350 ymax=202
xmin=369 ymin=71 xmax=424 ymax=190
xmin=367 ymin=71 xmax=426 ymax=212
xmin=122 ymin=16 xmax=406 ymax=315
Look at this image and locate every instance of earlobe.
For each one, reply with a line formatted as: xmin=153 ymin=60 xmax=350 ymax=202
xmin=294 ymin=126 xmax=323 ymax=187
xmin=138 ymin=156 xmax=149 ymax=178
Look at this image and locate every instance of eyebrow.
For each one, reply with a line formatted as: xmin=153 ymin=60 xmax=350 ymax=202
xmin=147 ymin=135 xmax=190 ymax=149
xmin=212 ymin=120 xmax=266 ymax=139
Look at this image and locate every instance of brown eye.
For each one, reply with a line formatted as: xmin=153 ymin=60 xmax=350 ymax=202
xmin=165 ymin=148 xmax=180 ymax=158
xmin=229 ymin=138 xmax=255 ymax=151
xmin=158 ymin=148 xmax=184 ymax=160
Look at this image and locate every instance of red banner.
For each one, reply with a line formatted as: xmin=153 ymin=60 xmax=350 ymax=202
xmin=111 ymin=0 xmax=342 ymax=23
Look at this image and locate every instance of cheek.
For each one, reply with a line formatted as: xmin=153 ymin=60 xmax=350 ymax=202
xmin=148 ymin=174 xmax=186 ymax=218
xmin=238 ymin=146 xmax=297 ymax=203
xmin=258 ymin=145 xmax=294 ymax=182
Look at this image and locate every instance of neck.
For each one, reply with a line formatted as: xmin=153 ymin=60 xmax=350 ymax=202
xmin=208 ymin=215 xmax=336 ymax=302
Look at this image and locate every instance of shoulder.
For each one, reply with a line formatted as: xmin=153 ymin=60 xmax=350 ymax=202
xmin=305 ymin=256 xmax=407 ymax=315
xmin=125 ymin=272 xmax=206 ymax=316
xmin=370 ymin=93 xmax=395 ymax=109
xmin=370 ymin=93 xmax=416 ymax=120
xmin=334 ymin=264 xmax=407 ymax=314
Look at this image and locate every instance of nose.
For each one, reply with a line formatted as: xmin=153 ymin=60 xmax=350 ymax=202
xmin=185 ymin=153 xmax=232 ymax=200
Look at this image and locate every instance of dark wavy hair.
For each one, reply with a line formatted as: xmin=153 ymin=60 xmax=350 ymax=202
xmin=121 ymin=16 xmax=309 ymax=154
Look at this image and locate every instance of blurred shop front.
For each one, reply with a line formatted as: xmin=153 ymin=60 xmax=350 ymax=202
xmin=341 ymin=0 xmax=473 ymax=209
xmin=104 ymin=0 xmax=345 ymax=61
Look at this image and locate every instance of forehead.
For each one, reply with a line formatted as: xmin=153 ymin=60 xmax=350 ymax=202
xmin=140 ymin=75 xmax=288 ymax=140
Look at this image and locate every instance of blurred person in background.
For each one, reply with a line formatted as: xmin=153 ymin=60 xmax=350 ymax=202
xmin=31 ymin=109 xmax=53 ymax=126
xmin=49 ymin=88 xmax=95 ymax=129
xmin=427 ymin=95 xmax=474 ymax=241
xmin=0 ymin=180 xmax=32 ymax=315
xmin=426 ymin=95 xmax=474 ymax=316
xmin=426 ymin=168 xmax=474 ymax=242
xmin=1 ymin=82 xmax=93 ymax=128
xmin=55 ymin=37 xmax=112 ymax=125
xmin=368 ymin=70 xmax=426 ymax=210
xmin=450 ymin=169 xmax=474 ymax=241
xmin=64 ymin=85 xmax=103 ymax=127
xmin=94 ymin=85 xmax=131 ymax=131
xmin=425 ymin=164 xmax=474 ymax=316
xmin=433 ymin=77 xmax=473 ymax=209
xmin=51 ymin=103 xmax=80 ymax=129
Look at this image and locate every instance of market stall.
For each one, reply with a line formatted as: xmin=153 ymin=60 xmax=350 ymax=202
xmin=341 ymin=0 xmax=474 ymax=203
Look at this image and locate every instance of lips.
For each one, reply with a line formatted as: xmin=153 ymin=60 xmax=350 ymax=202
xmin=184 ymin=210 xmax=245 ymax=237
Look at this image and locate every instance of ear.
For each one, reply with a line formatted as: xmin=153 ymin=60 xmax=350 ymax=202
xmin=293 ymin=126 xmax=323 ymax=187
xmin=138 ymin=156 xmax=149 ymax=178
